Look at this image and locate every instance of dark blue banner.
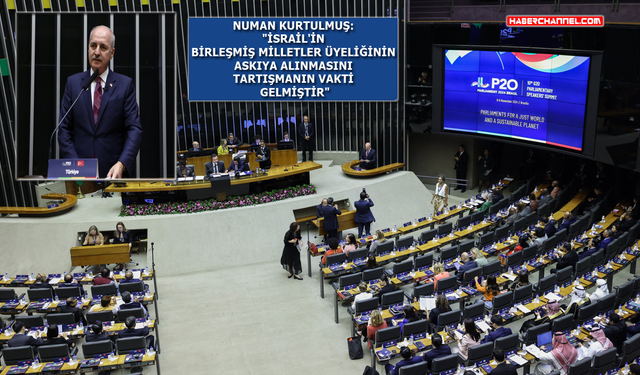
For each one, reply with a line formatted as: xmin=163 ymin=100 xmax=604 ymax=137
xmin=443 ymin=50 xmax=590 ymax=151
xmin=188 ymin=18 xmax=398 ymax=101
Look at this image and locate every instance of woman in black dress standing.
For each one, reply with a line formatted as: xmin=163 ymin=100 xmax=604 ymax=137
xmin=280 ymin=222 xmax=303 ymax=280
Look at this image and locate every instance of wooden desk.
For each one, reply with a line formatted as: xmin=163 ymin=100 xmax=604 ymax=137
xmin=186 ymin=149 xmax=297 ymax=176
xmin=342 ymin=160 xmax=405 ymax=177
xmin=0 ymin=193 xmax=77 ymax=217
xmin=312 ymin=210 xmax=358 ymax=236
xmin=70 ymin=244 xmax=130 ymax=267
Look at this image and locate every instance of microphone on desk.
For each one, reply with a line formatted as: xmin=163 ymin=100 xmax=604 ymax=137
xmin=48 ymin=69 xmax=100 ymax=160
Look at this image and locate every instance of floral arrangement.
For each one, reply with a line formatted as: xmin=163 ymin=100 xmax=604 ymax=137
xmin=119 ymin=184 xmax=316 ymax=217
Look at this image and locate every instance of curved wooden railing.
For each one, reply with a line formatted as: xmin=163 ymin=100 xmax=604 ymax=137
xmin=0 ymin=193 xmax=77 ymax=217
xmin=341 ymin=160 xmax=405 ymax=177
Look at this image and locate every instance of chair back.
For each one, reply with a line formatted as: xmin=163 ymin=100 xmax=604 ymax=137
xmin=362 ymin=268 xmax=385 ymax=284
xmin=567 ymin=357 xmax=592 ymax=375
xmin=27 ymin=288 xmax=53 ymax=301
xmin=462 ymin=301 xmax=484 ymax=321
xmin=551 ymin=314 xmax=574 ymax=333
xmin=86 ymin=310 xmax=114 ymax=324
xmin=456 ymin=216 xmax=471 ymax=230
xmin=338 ymin=273 xmax=362 ymax=289
xmin=525 ymin=322 xmax=550 ymax=345
xmin=399 ymin=362 xmax=429 ymax=375
xmin=597 ymin=293 xmax=616 ymax=315
xmin=482 ymin=260 xmax=501 ymax=277
xmin=375 ymin=241 xmax=395 ymax=255
xmin=420 ymin=229 xmax=437 ymax=243
xmin=507 ymin=251 xmax=523 ymax=268
xmin=575 ymin=303 xmax=598 ymax=325
xmin=478 ymin=232 xmax=495 ymax=248
xmin=117 ymin=307 xmax=146 ymax=322
xmin=491 ymin=291 xmax=514 ymax=313
xmin=439 ymin=247 xmax=457 ymax=262
xmin=537 ymin=274 xmax=557 ymax=295
xmin=38 ymin=344 xmax=69 ymax=362
xmin=116 ymin=336 xmax=147 ymax=354
xmin=591 ymin=347 xmax=617 ymax=375
xmin=402 ymin=320 xmax=428 ymax=340
xmin=466 ymin=342 xmax=494 ymax=366
xmin=81 ymin=340 xmax=114 ymax=357
xmin=414 ymin=254 xmax=433 ymax=271
xmin=619 ymin=333 xmax=640 ymax=366
xmin=495 ymin=226 xmax=510 ymax=241
xmin=396 ymin=236 xmax=414 ymax=250
xmin=0 ymin=288 xmax=17 ymax=300
xmin=380 ymin=290 xmax=404 ymax=310
xmin=462 ymin=266 xmax=482 ymax=285
xmin=412 ymin=283 xmax=435 ymax=299
xmin=432 ymin=353 xmax=460 ymax=374
xmin=374 ymin=325 xmax=402 ymax=348
xmin=435 ymin=275 xmax=457 ymax=293
xmin=392 ymin=260 xmax=414 ymax=276
xmin=555 ymin=266 xmax=573 ymax=286
xmin=348 ymin=249 xmax=369 ymax=264
xmin=437 ymin=222 xmax=453 ymax=236
xmin=91 ymin=284 xmax=117 ymax=297
xmin=3 ymin=346 xmax=34 ymax=366
xmin=458 ymin=240 xmax=475 ymax=254
xmin=354 ymin=297 xmax=379 ymax=315
xmin=514 ymin=284 xmax=534 ymax=305
xmin=494 ymin=333 xmax=519 ymax=353
xmin=435 ymin=310 xmax=461 ymax=331
xmin=55 ymin=286 xmax=83 ymax=299
xmin=15 ymin=315 xmax=44 ymax=329
xmin=46 ymin=313 xmax=75 ymax=325
xmin=574 ymin=257 xmax=591 ymax=278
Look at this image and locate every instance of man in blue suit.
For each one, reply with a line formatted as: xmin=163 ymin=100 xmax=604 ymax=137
xmin=456 ymin=252 xmax=478 ymax=282
xmin=556 ymin=211 xmax=576 ymax=233
xmin=354 ymin=191 xmax=375 ymax=238
xmin=321 ymin=197 xmax=342 ymax=240
xmin=480 ymin=315 xmax=512 ymax=343
xmin=58 ymin=25 xmax=142 ymax=179
xmin=359 ymin=142 xmax=377 ymax=170
xmin=422 ymin=333 xmax=451 ymax=370
xmin=385 ymin=346 xmax=423 ymax=375
xmin=598 ymin=229 xmax=614 ymax=250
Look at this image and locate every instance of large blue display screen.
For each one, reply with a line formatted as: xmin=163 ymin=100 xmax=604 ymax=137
xmin=443 ymin=50 xmax=590 ymax=151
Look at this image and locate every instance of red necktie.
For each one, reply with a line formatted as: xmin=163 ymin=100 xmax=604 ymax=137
xmin=366 ymin=150 xmax=369 ymax=158
xmin=93 ymin=76 xmax=102 ymax=127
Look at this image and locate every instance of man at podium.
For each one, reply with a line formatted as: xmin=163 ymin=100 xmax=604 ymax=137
xmin=358 ymin=142 xmax=377 ymax=170
xmin=57 ymin=25 xmax=142 ymax=179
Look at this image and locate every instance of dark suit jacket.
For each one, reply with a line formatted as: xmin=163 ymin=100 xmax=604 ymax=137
xmin=58 ymin=69 xmax=143 ymax=178
xmin=297 ymin=122 xmax=315 ymax=142
xmin=359 ymin=148 xmax=377 ymax=170
xmin=30 ymin=282 xmax=54 ymax=290
xmin=457 ymin=260 xmax=478 ymax=282
xmin=118 ymin=326 xmax=150 ymax=339
xmin=176 ymin=166 xmax=194 ymax=178
xmin=422 ymin=345 xmax=452 ymax=369
xmin=60 ymin=304 xmax=86 ymax=324
xmin=8 ymin=333 xmax=43 ymax=347
xmin=256 ymin=146 xmax=272 ymax=169
xmin=188 ymin=147 xmax=200 ymax=152
xmin=604 ymin=321 xmax=627 ymax=354
xmin=454 ymin=151 xmax=468 ymax=171
xmin=316 ymin=204 xmax=325 ymax=218
xmin=557 ymin=217 xmax=576 ymax=232
xmin=85 ymin=331 xmax=110 ymax=342
xmin=557 ymin=251 xmax=579 ymax=271
xmin=491 ymin=362 xmax=518 ymax=375
xmin=481 ymin=327 xmax=512 ymax=343
xmin=227 ymin=161 xmax=250 ymax=173
xmin=354 ymin=199 xmax=375 ymax=224
xmin=43 ymin=336 xmax=73 ymax=350
xmin=204 ymin=161 xmax=225 ymax=180
xmin=320 ymin=205 xmax=342 ymax=230
xmin=578 ymin=247 xmax=598 ymax=260
xmin=544 ymin=223 xmax=557 ymax=237
xmin=390 ymin=356 xmax=424 ymax=375
xmin=599 ymin=237 xmax=614 ymax=250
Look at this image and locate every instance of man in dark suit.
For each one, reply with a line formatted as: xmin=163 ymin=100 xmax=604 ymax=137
xmin=85 ymin=324 xmax=110 ymax=342
xmin=422 ymin=334 xmax=451 ymax=369
xmin=120 ymin=291 xmax=148 ymax=317
xmin=281 ymin=131 xmax=294 ymax=145
xmin=602 ymin=313 xmax=627 ymax=354
xmin=7 ymin=321 xmax=44 ymax=348
xmin=490 ymin=348 xmax=517 ymax=375
xmin=578 ymin=238 xmax=599 ymax=260
xmin=188 ymin=141 xmax=201 ymax=152
xmin=227 ymin=156 xmax=250 ymax=173
xmin=539 ymin=217 xmax=556 ymax=237
xmin=176 ymin=161 xmax=194 ymax=178
xmin=119 ymin=316 xmax=155 ymax=348
xmin=384 ymin=346 xmax=423 ymax=375
xmin=598 ymin=229 xmax=614 ymax=250
xmin=316 ymin=198 xmax=327 ymax=218
xmin=297 ymin=115 xmax=315 ymax=162
xmin=354 ymin=191 xmax=375 ymax=238
xmin=556 ymin=211 xmax=576 ymax=232
xmin=480 ymin=315 xmax=512 ymax=343
xmin=226 ymin=133 xmax=243 ymax=152
xmin=58 ymin=274 xmax=78 ymax=288
xmin=538 ymin=189 xmax=552 ymax=207
xmin=256 ymin=140 xmax=271 ymax=169
xmin=456 ymin=252 xmax=478 ymax=282
xmin=321 ymin=197 xmax=342 ymax=240
xmin=359 ymin=142 xmax=377 ymax=170
xmin=204 ymin=154 xmax=225 ymax=181
xmin=453 ymin=144 xmax=468 ymax=192
xmin=58 ymin=25 xmax=143 ymax=179
xmin=60 ymin=297 xmax=87 ymax=325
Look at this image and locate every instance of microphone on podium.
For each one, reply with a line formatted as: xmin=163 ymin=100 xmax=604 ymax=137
xmin=48 ymin=69 xmax=100 ymax=160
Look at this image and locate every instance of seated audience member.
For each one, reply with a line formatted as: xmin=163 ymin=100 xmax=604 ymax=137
xmin=119 ymin=316 xmax=155 ymax=349
xmin=60 ymin=297 xmax=87 ymax=325
xmin=89 ymin=295 xmax=118 ymax=316
xmin=619 ymin=212 xmax=637 ymax=232
xmin=432 ymin=263 xmax=449 ymax=289
xmin=422 ymin=333 xmax=451 ymax=369
xmin=376 ymin=274 xmax=396 ymax=302
xmin=205 ymin=154 xmax=225 ymax=180
xmin=280 ymin=131 xmax=294 ymax=144
xmin=85 ymin=323 xmax=110 ymax=342
xmin=120 ymin=291 xmax=148 ymax=317
xmin=58 ymin=274 xmax=78 ymax=288
xmin=491 ymin=348 xmax=518 ymax=375
xmin=598 ymin=230 xmax=614 ymax=250
xmin=93 ymin=268 xmax=116 ymax=286
xmin=351 ymin=282 xmax=373 ymax=310
xmin=481 ymin=315 xmax=512 ymax=343
xmin=540 ymin=217 xmax=556 ymax=237
xmin=601 ymin=313 xmax=627 ymax=354
xmin=369 ymin=230 xmax=388 ymax=255
xmin=471 ymin=192 xmax=493 ymax=216
xmin=549 ymin=180 xmax=562 ymax=198
xmin=533 ymin=332 xmax=577 ymax=375
xmin=226 ymin=132 xmax=243 ymax=151
xmin=509 ymin=270 xmax=530 ymax=291
xmin=43 ymin=325 xmax=75 ymax=350
xmin=610 ymin=223 xmax=623 ymax=239
xmin=507 ymin=235 xmax=529 ymax=256
xmin=504 ymin=207 xmax=518 ymax=228
xmin=385 ymin=346 xmax=423 ymax=375
xmin=554 ymin=242 xmax=578 ymax=272
xmin=176 ymin=160 xmax=194 ymax=178
xmin=539 ymin=189 xmax=552 ymax=206
xmin=362 ymin=254 xmax=378 ymax=271
xmin=456 ymin=318 xmax=481 ymax=360
xmin=470 ymin=247 xmax=488 ymax=267
xmin=557 ymin=212 xmax=576 ymax=232
xmin=590 ymin=279 xmax=610 ymax=303
xmin=532 ymin=227 xmax=548 ymax=249
xmin=226 ymin=156 xmax=250 ymax=173
xmin=520 ymin=301 xmax=564 ymax=334
xmin=120 ymin=271 xmax=142 ymax=284
xmin=529 ymin=193 xmax=540 ymax=212
xmin=321 ymin=238 xmax=342 ymax=265
xmin=342 ymin=233 xmax=357 ymax=256
xmin=456 ymin=252 xmax=478 ymax=282
xmin=427 ymin=295 xmax=452 ymax=328
xmin=366 ymin=309 xmax=388 ymax=349
xmin=83 ymin=225 xmax=104 ymax=246
xmin=397 ymin=305 xmax=424 ymax=331
xmin=30 ymin=273 xmax=54 ymax=290
xmin=8 ymin=321 xmax=43 ymax=348
xmin=586 ymin=185 xmax=604 ymax=207
xmin=577 ymin=326 xmax=612 ymax=360
xmin=217 ymin=138 xmax=229 ymax=155
xmin=565 ymin=285 xmax=590 ymax=319
xmin=474 ymin=275 xmax=499 ymax=310
xmin=188 ymin=141 xmax=200 ymax=152
xmin=578 ymin=238 xmax=599 ymax=260
xmin=627 ymin=196 xmax=640 ymax=220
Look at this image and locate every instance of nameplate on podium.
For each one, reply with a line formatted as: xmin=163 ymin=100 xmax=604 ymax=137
xmin=48 ymin=159 xmax=98 ymax=179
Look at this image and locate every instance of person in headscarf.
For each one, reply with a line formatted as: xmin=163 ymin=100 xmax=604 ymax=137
xmin=534 ymin=332 xmax=579 ymax=375
xmin=520 ymin=300 xmax=564 ymax=334
xmin=577 ymin=326 xmax=613 ymax=361
xmin=590 ymin=279 xmax=610 ymax=303
xmin=565 ymin=285 xmax=590 ymax=319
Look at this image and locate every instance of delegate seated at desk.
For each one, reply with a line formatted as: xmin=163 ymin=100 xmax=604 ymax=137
xmin=94 ymin=268 xmax=117 ymax=286
xmin=281 ymin=131 xmax=295 ymax=147
xmin=176 ymin=161 xmax=194 ymax=178
xmin=43 ymin=325 xmax=75 ymax=350
xmin=119 ymin=316 xmax=155 ymax=348
xmin=255 ymin=140 xmax=271 ymax=169
xmin=226 ymin=132 xmax=243 ymax=152
xmin=89 ymin=295 xmax=119 ymax=316
xmin=205 ymin=154 xmax=226 ymax=181
xmin=60 ymin=297 xmax=87 ymax=325
xmin=30 ymin=273 xmax=54 ymax=290
xmin=227 ymin=157 xmax=250 ymax=173
xmin=120 ymin=291 xmax=148 ymax=317
xmin=58 ymin=273 xmax=79 ymax=288
xmin=86 ymin=324 xmax=110 ymax=342
xmin=83 ymin=225 xmax=104 ymax=246
xmin=8 ymin=321 xmax=44 ymax=348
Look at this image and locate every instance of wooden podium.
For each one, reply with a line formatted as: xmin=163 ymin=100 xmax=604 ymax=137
xmin=70 ymin=244 xmax=130 ymax=267
xmin=312 ymin=210 xmax=358 ymax=236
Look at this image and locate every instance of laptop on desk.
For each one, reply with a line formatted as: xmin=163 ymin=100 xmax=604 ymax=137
xmin=537 ymin=331 xmax=553 ymax=352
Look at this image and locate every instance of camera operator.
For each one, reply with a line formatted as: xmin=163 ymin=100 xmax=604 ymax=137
xmin=354 ymin=189 xmax=375 ymax=239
